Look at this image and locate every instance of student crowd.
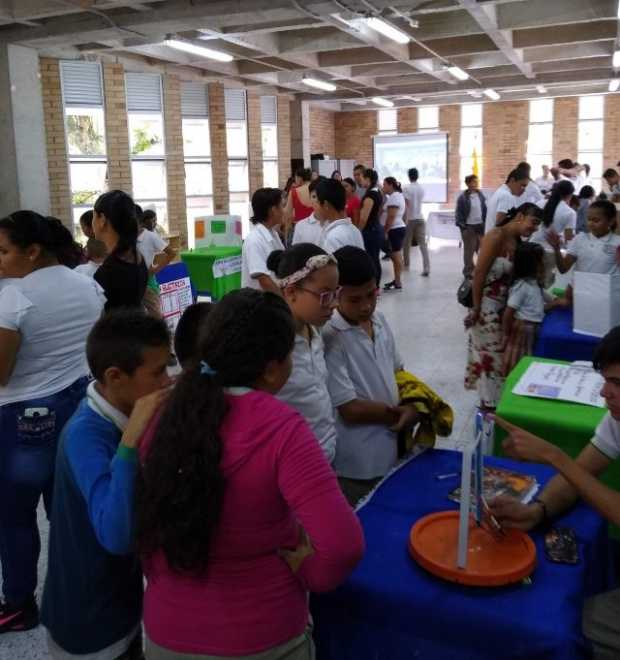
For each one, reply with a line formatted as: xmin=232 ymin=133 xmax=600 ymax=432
xmin=0 ymin=152 xmax=619 ymax=660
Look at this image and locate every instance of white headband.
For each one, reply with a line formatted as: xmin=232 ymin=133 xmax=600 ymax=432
xmin=277 ymin=254 xmax=337 ymax=289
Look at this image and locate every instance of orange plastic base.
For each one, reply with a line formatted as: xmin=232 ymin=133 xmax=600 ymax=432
xmin=409 ymin=510 xmax=536 ymax=587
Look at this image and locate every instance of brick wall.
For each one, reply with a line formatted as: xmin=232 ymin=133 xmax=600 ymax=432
xmin=102 ymin=63 xmax=131 ymax=193
xmin=247 ymin=90 xmax=264 ymax=194
xmin=397 ymin=107 xmax=417 ymax=134
xmin=163 ymin=74 xmax=187 ymax=244
xmin=277 ymin=96 xmax=292 ymax=187
xmin=208 ymin=82 xmax=229 ymax=215
xmin=483 ymin=100 xmax=529 ymax=190
xmin=335 ymin=110 xmax=377 ymax=168
xmin=309 ymin=106 xmax=336 ymax=157
xmin=604 ymin=94 xmax=620 ymax=167
xmin=553 ymin=97 xmax=578 ymax=166
xmin=439 ymin=105 xmax=461 ymax=205
xmin=40 ymin=58 xmax=72 ymax=226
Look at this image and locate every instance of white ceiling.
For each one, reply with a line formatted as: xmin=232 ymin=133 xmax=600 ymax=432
xmin=1 ymin=0 xmax=619 ymax=108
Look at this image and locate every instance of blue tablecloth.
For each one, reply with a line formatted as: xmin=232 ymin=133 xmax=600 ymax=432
xmin=311 ymin=449 xmax=614 ymax=660
xmin=534 ymin=308 xmax=600 ymax=362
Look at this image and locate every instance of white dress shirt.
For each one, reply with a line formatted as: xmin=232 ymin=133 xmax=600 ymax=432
xmin=241 ymin=223 xmax=284 ymax=289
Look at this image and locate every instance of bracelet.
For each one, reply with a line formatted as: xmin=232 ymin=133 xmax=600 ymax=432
xmin=533 ymin=498 xmax=549 ymax=525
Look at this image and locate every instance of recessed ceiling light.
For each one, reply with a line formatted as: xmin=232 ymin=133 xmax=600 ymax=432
xmin=609 ymin=79 xmax=620 ymax=92
xmin=536 ymin=85 xmax=547 ymax=94
xmin=365 ymin=17 xmax=410 ymax=44
xmin=302 ymin=77 xmax=337 ymax=92
xmin=483 ymin=88 xmax=500 ymax=100
xmin=447 ymin=66 xmax=469 ymax=81
xmin=164 ymin=39 xmax=233 ymax=63
xmin=372 ymin=96 xmax=395 ymax=107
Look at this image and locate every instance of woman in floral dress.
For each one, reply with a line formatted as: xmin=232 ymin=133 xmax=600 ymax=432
xmin=465 ymin=203 xmax=543 ymax=409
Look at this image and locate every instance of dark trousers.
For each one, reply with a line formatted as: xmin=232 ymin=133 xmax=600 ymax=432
xmin=0 ymin=377 xmax=88 ymax=604
xmin=363 ymin=223 xmax=384 ymax=286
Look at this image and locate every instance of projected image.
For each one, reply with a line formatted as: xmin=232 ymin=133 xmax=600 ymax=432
xmin=374 ymin=133 xmax=448 ymax=203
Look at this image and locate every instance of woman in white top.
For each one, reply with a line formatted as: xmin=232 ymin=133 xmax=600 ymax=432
xmin=241 ymin=188 xmax=284 ymax=294
xmin=530 ymin=179 xmax=576 ymax=288
xmin=484 ymin=168 xmax=530 ymax=233
xmin=268 ymin=244 xmax=340 ymax=463
xmin=549 ymin=200 xmax=620 ymax=306
xmin=0 ymin=211 xmax=104 ymax=627
xmin=381 ymin=177 xmax=407 ymax=291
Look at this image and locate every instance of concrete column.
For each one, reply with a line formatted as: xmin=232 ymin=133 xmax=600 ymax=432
xmin=0 ymin=44 xmax=51 ymax=218
xmin=289 ymin=98 xmax=311 ymax=167
xmin=208 ymin=82 xmax=230 ymax=214
xmin=247 ymin=90 xmax=264 ymax=194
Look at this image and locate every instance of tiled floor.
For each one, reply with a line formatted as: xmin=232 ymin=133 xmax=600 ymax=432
xmin=0 ymin=240 xmax=477 ymax=659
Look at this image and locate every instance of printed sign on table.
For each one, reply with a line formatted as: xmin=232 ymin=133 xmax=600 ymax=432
xmin=159 ymin=276 xmax=193 ymax=333
xmin=212 ymin=255 xmax=242 ymax=278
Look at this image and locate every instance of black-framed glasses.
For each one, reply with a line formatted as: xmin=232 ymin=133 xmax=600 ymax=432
xmin=297 ymin=286 xmax=342 ymax=307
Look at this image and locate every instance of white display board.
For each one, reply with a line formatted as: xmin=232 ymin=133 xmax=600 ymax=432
xmin=373 ymin=132 xmax=449 ymax=203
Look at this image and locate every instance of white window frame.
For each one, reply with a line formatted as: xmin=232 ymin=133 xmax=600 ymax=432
xmin=526 ymin=99 xmax=554 ymax=183
xmin=377 ymin=108 xmax=397 ymax=135
xmin=225 ymin=89 xmax=250 ymax=235
xmin=578 ymin=95 xmax=605 ymax=192
xmin=261 ymin=96 xmax=279 ymax=188
xmin=460 ymin=104 xmax=483 ymax=185
xmin=417 ymin=105 xmax=439 ymax=133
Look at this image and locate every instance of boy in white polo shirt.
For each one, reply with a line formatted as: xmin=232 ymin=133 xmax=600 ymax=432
xmin=292 ymin=178 xmax=326 ymax=247
xmin=490 ymin=325 xmax=620 ymax=658
xmin=323 ymin=246 xmax=419 ymax=505
xmin=313 ymin=179 xmax=364 ymax=253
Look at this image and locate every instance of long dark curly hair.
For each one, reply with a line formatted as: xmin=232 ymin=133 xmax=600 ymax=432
xmin=135 ymin=288 xmax=296 ymax=575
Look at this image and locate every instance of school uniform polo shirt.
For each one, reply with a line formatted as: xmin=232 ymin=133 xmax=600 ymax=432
xmin=485 ymin=184 xmax=517 ymax=233
xmin=591 ymin=413 xmax=620 ymax=460
xmin=567 ymin=233 xmax=620 ymax=275
xmin=320 ymin=218 xmax=365 ymax=253
xmin=323 ymin=310 xmax=403 ymax=480
xmin=292 ymin=214 xmax=324 ymax=247
xmin=241 ymin=223 xmax=284 ymax=289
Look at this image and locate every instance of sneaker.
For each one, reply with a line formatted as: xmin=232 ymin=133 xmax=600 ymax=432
xmin=383 ymin=280 xmax=403 ymax=291
xmin=0 ymin=597 xmax=39 ymax=634
xmin=421 ymin=271 xmax=430 ymax=277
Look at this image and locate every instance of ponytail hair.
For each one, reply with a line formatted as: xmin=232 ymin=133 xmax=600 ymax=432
xmin=136 ymin=288 xmax=295 ymax=575
xmin=497 ymin=202 xmax=543 ymax=228
xmin=250 ymin=187 xmax=282 ymax=225
xmin=93 ymin=190 xmax=138 ymax=258
xmin=542 ymin=180 xmax=574 ymax=227
xmin=383 ymin=176 xmax=402 ymax=192
xmin=267 ymin=242 xmax=327 ymax=280
xmin=0 ymin=211 xmax=82 ymax=267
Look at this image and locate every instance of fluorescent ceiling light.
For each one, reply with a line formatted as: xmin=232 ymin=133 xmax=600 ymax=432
xmin=372 ymin=96 xmax=395 ymax=107
xmin=613 ymin=50 xmax=620 ymax=68
xmin=610 ymin=79 xmax=620 ymax=92
xmin=365 ymin=17 xmax=410 ymax=44
xmin=302 ymin=77 xmax=337 ymax=92
xmin=536 ymin=84 xmax=547 ymax=94
xmin=483 ymin=88 xmax=500 ymax=100
xmin=447 ymin=66 xmax=469 ymax=81
xmin=165 ymin=39 xmax=233 ymax=63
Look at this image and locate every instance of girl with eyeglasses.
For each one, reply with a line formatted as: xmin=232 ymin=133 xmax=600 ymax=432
xmin=267 ymin=243 xmax=340 ymax=463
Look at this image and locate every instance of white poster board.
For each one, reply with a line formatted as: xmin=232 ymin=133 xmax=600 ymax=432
xmin=373 ymin=132 xmax=449 ymax=203
xmin=573 ymin=271 xmax=620 ymax=338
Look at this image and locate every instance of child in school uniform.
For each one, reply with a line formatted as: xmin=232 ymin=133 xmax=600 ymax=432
xmin=549 ymin=199 xmax=620 ymax=306
xmin=41 ymin=311 xmax=172 ymax=660
xmin=322 ymin=246 xmax=420 ymax=505
xmin=502 ymin=242 xmax=555 ymax=375
xmin=268 ymin=243 xmax=340 ymax=463
xmin=75 ymin=237 xmax=107 ymax=278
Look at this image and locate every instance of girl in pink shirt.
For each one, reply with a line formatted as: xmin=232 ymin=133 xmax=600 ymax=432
xmin=136 ymin=289 xmax=364 ymax=659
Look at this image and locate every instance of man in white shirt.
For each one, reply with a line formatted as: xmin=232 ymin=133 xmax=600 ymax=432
xmin=402 ymin=168 xmax=429 ymax=275
xmin=490 ymin=326 xmax=620 ymax=658
xmin=292 ymin=178 xmax=327 ymax=246
xmin=312 ymin=179 xmax=364 ymax=253
xmin=455 ymin=175 xmax=487 ymax=277
xmin=484 ymin=167 xmax=529 ymax=233
xmin=535 ymin=165 xmax=554 ymax=194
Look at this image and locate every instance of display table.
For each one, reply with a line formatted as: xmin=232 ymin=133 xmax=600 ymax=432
xmin=180 ymin=246 xmax=242 ymax=301
xmin=534 ymin=308 xmax=600 ymax=362
xmin=311 ymin=449 xmax=613 ymax=660
xmin=495 ymin=356 xmax=619 ymax=536
xmin=427 ymin=211 xmax=460 ymax=241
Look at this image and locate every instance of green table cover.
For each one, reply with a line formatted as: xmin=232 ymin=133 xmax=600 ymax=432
xmin=180 ymin=246 xmax=242 ymax=301
xmin=495 ymin=356 xmax=619 ymax=536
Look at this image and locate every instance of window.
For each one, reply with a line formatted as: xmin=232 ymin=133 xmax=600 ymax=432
xmin=60 ymin=61 xmax=107 ymax=240
xmin=460 ymin=104 xmax=483 ymax=184
xmin=418 ymin=106 xmax=439 ymax=133
xmin=578 ymin=95 xmax=604 ymax=192
xmin=125 ymin=72 xmax=168 ymax=231
xmin=181 ymin=82 xmax=213 ymax=247
xmin=261 ymin=96 xmax=279 ymax=188
xmin=225 ymin=89 xmax=250 ymax=235
xmin=377 ymin=108 xmax=397 ymax=135
xmin=526 ymin=99 xmax=554 ymax=182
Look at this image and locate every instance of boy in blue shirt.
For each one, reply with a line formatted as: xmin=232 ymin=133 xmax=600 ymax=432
xmin=41 ymin=311 xmax=172 ymax=659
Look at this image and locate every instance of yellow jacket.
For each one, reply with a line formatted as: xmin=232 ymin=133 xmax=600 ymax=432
xmin=395 ymin=369 xmax=454 ymax=451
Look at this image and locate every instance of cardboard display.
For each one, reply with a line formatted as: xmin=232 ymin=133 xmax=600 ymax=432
xmin=573 ymin=271 xmax=620 ymax=338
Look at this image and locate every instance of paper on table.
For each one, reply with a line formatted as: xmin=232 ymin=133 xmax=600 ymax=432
xmin=512 ymin=361 xmax=606 ymax=408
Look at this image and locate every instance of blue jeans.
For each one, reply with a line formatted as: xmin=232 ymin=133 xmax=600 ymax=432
xmin=363 ymin=223 xmax=384 ymax=286
xmin=0 ymin=377 xmax=88 ymax=604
